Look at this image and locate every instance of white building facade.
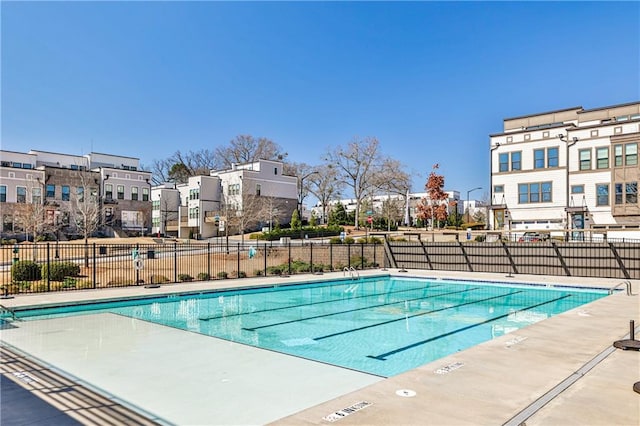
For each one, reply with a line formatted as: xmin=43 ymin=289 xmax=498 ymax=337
xmin=489 ymin=101 xmax=639 ymax=240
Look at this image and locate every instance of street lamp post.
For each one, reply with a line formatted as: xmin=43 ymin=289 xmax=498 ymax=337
xmin=466 ymin=187 xmax=482 ymax=224
xmin=559 ymin=134 xmax=578 ymax=241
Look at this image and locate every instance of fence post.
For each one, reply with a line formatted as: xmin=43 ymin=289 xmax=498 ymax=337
xmin=347 ymin=244 xmax=351 ymax=268
xmin=264 ymin=243 xmax=267 ymax=277
xmin=288 ymin=241 xmax=292 ymax=275
xmin=360 ymin=243 xmax=364 ymax=269
xmin=329 ymin=243 xmax=333 ymax=271
xmin=92 ymin=243 xmax=97 ymax=289
xmin=237 ymin=243 xmax=240 ymax=275
xmin=207 ymin=242 xmax=211 ymax=279
xmin=174 ymin=242 xmax=178 ymax=283
xmin=310 ymin=242 xmax=314 ymax=273
xmin=46 ymin=243 xmax=50 ymax=292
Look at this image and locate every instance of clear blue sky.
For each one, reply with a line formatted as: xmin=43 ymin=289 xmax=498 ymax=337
xmin=2 ymin=1 xmax=639 ymax=201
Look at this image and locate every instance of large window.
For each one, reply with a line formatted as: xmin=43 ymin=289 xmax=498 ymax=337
xmin=534 ymin=149 xmax=545 ymax=169
xmin=105 ymin=184 xmax=113 ymax=200
xmin=77 ymin=187 xmax=84 ymax=202
xmin=518 ymin=182 xmax=552 ymax=204
xmin=131 ymin=186 xmax=138 ymax=201
xmin=142 ymin=187 xmax=149 ymax=201
xmin=615 ymin=183 xmax=623 ymax=204
xmin=547 ymin=147 xmax=559 ymax=167
xmin=511 ymin=152 xmax=521 ymax=171
xmin=16 ymin=186 xmax=26 ymax=203
xmin=32 ymin=187 xmax=42 ymax=205
xmin=614 ymin=145 xmax=623 ymax=167
xmin=0 ymin=185 xmax=6 ymax=202
xmin=228 ymin=183 xmax=240 ymax=195
xmin=626 ymin=182 xmax=638 ymax=204
xmin=626 ymin=143 xmax=638 ymax=166
xmin=61 ymin=185 xmax=70 ymax=201
xmin=596 ymin=184 xmax=609 ymax=206
xmin=499 ymin=153 xmax=508 ymax=172
xmin=613 ymin=182 xmax=637 ymax=205
xmin=117 ymin=185 xmax=125 ymax=200
xmin=46 ymin=184 xmax=55 ymax=198
xmin=596 ymin=147 xmax=609 ymax=169
xmin=256 ymin=184 xmax=262 ymax=196
xmin=579 ymin=149 xmax=591 ymax=170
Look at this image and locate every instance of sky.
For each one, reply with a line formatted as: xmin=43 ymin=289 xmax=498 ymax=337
xmin=1 ymin=1 xmax=639 ymax=203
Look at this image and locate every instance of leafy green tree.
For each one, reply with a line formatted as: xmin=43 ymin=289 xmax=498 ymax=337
xmin=290 ymin=209 xmax=301 ymax=230
xmin=328 ymin=203 xmax=348 ymax=226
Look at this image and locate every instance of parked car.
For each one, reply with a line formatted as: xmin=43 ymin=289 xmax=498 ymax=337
xmin=518 ymin=232 xmax=550 ymax=242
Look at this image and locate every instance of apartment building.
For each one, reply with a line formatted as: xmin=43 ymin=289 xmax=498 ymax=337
xmin=489 ymin=101 xmax=640 ymax=239
xmin=151 ymin=159 xmax=298 ymax=239
xmin=0 ymin=149 xmax=151 ymax=240
xmin=312 ymin=191 xmax=463 ymax=226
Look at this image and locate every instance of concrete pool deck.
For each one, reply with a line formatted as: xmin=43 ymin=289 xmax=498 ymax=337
xmin=1 ymin=270 xmax=639 ymax=425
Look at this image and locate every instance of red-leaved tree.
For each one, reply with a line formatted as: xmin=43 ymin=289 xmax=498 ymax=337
xmin=416 ymin=164 xmax=448 ymax=229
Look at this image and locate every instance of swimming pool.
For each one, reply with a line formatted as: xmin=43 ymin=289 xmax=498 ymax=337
xmin=2 ymin=275 xmax=608 ymax=377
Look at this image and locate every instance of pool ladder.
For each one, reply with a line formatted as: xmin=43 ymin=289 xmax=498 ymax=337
xmin=343 ymin=266 xmax=360 ymax=280
xmin=609 ymin=280 xmax=633 ymax=296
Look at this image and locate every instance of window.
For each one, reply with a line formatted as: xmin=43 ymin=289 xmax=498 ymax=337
xmin=579 ymin=149 xmax=591 ymax=170
xmin=596 ymin=147 xmax=609 ymax=169
xmin=117 ymin=185 xmax=125 ymax=200
xmin=142 ymin=187 xmax=149 ymax=201
xmin=499 ymin=153 xmax=508 ymax=172
xmin=626 ymin=182 xmax=638 ymax=204
xmin=518 ymin=182 xmax=552 ymax=204
xmin=571 ymin=185 xmax=584 ymax=194
xmin=189 ymin=188 xmax=199 ymax=200
xmin=228 ymin=184 xmax=240 ymax=195
xmin=46 ymin=184 xmax=55 ymax=198
xmin=105 ymin=184 xmax=113 ymax=200
xmin=0 ymin=186 xmax=6 ymax=202
xmin=547 ymin=147 xmax=559 ymax=167
xmin=152 ymin=200 xmax=160 ymax=210
xmin=274 ymin=167 xmax=278 ymax=175
xmin=534 ymin=149 xmax=545 ymax=169
xmin=16 ymin=186 xmax=26 ymax=203
xmin=131 ymin=186 xmax=138 ymax=201
xmin=596 ymin=184 xmax=609 ymax=206
xmin=614 ymin=145 xmax=623 ymax=167
xmin=511 ymin=152 xmax=521 ymax=171
xmin=61 ymin=185 xmax=70 ymax=201
xmin=77 ymin=187 xmax=84 ymax=202
xmin=256 ymin=184 xmax=261 ymax=196
xmin=32 ymin=187 xmax=42 ymax=205
xmin=626 ymin=143 xmax=638 ymax=166
xmin=615 ymin=183 xmax=623 ymax=204
xmin=493 ymin=185 xmax=504 ymax=193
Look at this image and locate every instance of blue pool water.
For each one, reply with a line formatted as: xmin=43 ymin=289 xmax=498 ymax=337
xmin=4 ymin=276 xmax=608 ymax=377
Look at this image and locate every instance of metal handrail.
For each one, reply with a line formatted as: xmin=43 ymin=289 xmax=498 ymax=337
xmin=609 ymin=280 xmax=633 ymax=296
xmin=343 ymin=266 xmax=359 ymax=280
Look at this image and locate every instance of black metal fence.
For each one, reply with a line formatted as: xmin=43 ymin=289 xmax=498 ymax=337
xmin=386 ymin=240 xmax=640 ymax=280
xmin=1 ymin=241 xmax=385 ymax=295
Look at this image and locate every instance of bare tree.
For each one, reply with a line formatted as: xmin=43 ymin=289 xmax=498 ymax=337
xmin=287 ymin=162 xmax=318 ymax=221
xmin=72 ymin=171 xmax=101 ymax=266
xmin=214 ymin=135 xmax=287 ymax=169
xmin=151 ymin=149 xmax=217 ymax=185
xmin=224 ymin=190 xmax=269 ymax=244
xmin=325 ymin=137 xmax=384 ymax=229
xmin=12 ymin=177 xmax=46 ymax=246
xmin=307 ymin=164 xmax=342 ymax=224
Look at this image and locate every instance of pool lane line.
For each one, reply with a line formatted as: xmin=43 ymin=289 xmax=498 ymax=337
xmin=199 ymin=283 xmax=443 ymax=321
xmin=241 ymin=288 xmax=481 ymax=332
xmin=366 ymin=294 xmax=572 ymax=361
xmin=314 ymin=290 xmax=523 ymax=341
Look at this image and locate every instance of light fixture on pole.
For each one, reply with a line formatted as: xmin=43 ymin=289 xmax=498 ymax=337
xmin=466 ymin=187 xmax=482 ymax=224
